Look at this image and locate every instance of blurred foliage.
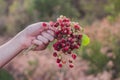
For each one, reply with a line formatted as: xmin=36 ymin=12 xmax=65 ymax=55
xmin=81 ymin=41 xmax=109 ymax=74
xmin=111 ymin=38 xmax=120 ymax=79
xmin=80 ymin=36 xmax=120 ymax=79
xmin=33 ymin=0 xmax=79 ymax=21
xmin=79 ymin=18 xmax=120 ymax=79
xmin=5 ymin=0 xmax=35 ymax=36
xmin=0 ymin=69 xmax=14 ymax=80
xmin=79 ymin=0 xmax=108 ymax=24
xmin=0 ymin=0 xmax=119 ymax=35
xmin=105 ymin=0 xmax=120 ymax=22
xmin=0 ymin=0 xmax=35 ymax=36
xmin=0 ymin=0 xmax=120 ymax=35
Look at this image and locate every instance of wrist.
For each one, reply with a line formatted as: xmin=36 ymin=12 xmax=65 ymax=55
xmin=14 ymin=31 xmax=35 ymax=50
xmin=13 ymin=31 xmax=27 ymax=50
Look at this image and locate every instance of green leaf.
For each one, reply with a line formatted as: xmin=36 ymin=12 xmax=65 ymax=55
xmin=82 ymin=34 xmax=90 ymax=46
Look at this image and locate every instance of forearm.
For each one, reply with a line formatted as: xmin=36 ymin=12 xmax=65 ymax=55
xmin=0 ymin=35 xmax=23 ymax=68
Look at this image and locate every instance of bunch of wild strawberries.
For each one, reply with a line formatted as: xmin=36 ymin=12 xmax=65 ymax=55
xmin=49 ymin=15 xmax=83 ymax=68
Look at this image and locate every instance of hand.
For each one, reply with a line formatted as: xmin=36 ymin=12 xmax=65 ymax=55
xmin=16 ymin=22 xmax=55 ymax=50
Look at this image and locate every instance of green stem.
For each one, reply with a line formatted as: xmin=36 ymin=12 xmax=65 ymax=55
xmin=21 ymin=45 xmax=37 ymax=55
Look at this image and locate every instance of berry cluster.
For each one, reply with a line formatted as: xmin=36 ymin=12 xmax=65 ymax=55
xmin=23 ymin=15 xmax=89 ymax=69
xmin=50 ymin=15 xmax=83 ymax=68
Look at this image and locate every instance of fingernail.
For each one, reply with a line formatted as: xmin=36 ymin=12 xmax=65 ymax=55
xmin=50 ymin=37 xmax=54 ymax=41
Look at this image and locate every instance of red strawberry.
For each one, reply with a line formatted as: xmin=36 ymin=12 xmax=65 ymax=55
xmin=72 ymin=54 xmax=77 ymax=60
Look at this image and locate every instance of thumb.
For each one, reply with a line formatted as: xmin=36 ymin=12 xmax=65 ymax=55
xmin=26 ymin=22 xmax=50 ymax=36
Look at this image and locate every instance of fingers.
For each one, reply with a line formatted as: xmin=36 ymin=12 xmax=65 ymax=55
xmin=37 ymin=35 xmax=49 ymax=44
xmin=46 ymin=30 xmax=55 ymax=36
xmin=32 ymin=31 xmax=54 ymax=50
xmin=29 ymin=22 xmax=55 ymax=51
xmin=37 ymin=22 xmax=56 ymax=33
xmin=32 ymin=39 xmax=47 ymax=50
xmin=26 ymin=22 xmax=52 ymax=36
xmin=48 ymin=26 xmax=56 ymax=32
xmin=41 ymin=32 xmax=54 ymax=41
xmin=33 ymin=39 xmax=43 ymax=46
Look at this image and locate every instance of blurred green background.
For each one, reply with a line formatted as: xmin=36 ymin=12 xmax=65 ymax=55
xmin=0 ymin=0 xmax=120 ymax=80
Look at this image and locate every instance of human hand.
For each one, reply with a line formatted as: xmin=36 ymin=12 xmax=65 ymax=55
xmin=16 ymin=22 xmax=55 ymax=50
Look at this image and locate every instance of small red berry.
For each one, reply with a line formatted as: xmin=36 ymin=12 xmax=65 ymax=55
xmin=63 ymin=28 xmax=69 ymax=34
xmin=63 ymin=18 xmax=70 ymax=22
xmin=61 ymin=39 xmax=66 ymax=43
xmin=69 ymin=64 xmax=74 ymax=68
xmin=42 ymin=22 xmax=47 ymax=27
xmin=78 ymin=35 xmax=82 ymax=39
xmin=58 ymin=64 xmax=62 ymax=68
xmin=66 ymin=42 xmax=70 ymax=46
xmin=49 ymin=21 xmax=54 ymax=26
xmin=68 ymin=38 xmax=74 ymax=43
xmin=77 ymin=43 xmax=81 ymax=46
xmin=56 ymin=58 xmax=61 ymax=63
xmin=70 ymin=45 xmax=75 ymax=50
xmin=74 ymin=45 xmax=80 ymax=49
xmin=57 ymin=18 xmax=63 ymax=23
xmin=53 ymin=52 xmax=57 ymax=57
xmin=74 ymin=24 xmax=80 ymax=30
xmin=72 ymin=54 xmax=77 ymax=60
xmin=61 ymin=43 xmax=65 ymax=47
xmin=68 ymin=51 xmax=71 ymax=54
xmin=60 ymin=23 xmax=64 ymax=27
xmin=69 ymin=60 xmax=73 ymax=63
xmin=54 ymin=22 xmax=59 ymax=27
xmin=66 ymin=22 xmax=70 ymax=27
xmin=64 ymin=46 xmax=69 ymax=51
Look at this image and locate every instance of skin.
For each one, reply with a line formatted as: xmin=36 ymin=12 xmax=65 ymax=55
xmin=0 ymin=22 xmax=55 ymax=68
